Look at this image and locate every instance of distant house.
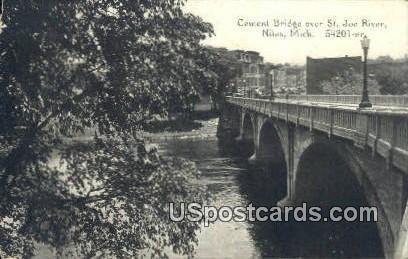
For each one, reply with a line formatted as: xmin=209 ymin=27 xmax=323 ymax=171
xmin=269 ymin=65 xmax=306 ymax=95
xmin=306 ymin=56 xmax=362 ymax=94
xmin=229 ymin=51 xmax=307 ymax=97
xmin=231 ymin=50 xmax=267 ymax=97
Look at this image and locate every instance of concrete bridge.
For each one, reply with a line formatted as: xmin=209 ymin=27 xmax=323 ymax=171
xmin=220 ymin=95 xmax=408 ymax=258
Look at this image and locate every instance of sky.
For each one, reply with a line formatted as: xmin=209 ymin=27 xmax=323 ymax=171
xmin=184 ymin=0 xmax=408 ymax=64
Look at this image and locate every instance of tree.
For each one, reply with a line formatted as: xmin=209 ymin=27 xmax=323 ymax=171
xmin=368 ymin=56 xmax=408 ymax=95
xmin=0 ymin=0 xmax=213 ymax=257
xmin=374 ymin=62 xmax=408 ymax=95
xmin=320 ymin=67 xmax=381 ymax=95
xmin=195 ymin=47 xmax=242 ymax=111
xmin=373 ymin=55 xmax=394 ymax=63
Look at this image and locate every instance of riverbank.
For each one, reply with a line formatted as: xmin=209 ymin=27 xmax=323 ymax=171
xmin=63 ymin=112 xmax=219 ymax=144
xmin=142 ymin=113 xmax=219 ymax=142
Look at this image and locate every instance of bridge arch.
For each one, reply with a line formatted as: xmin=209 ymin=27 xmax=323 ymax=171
xmin=293 ymin=141 xmax=389 ymax=257
xmin=226 ymin=96 xmax=408 ymax=258
xmin=242 ymin=113 xmax=254 ymax=141
xmin=258 ymin=120 xmax=287 ymax=167
xmin=240 ymin=113 xmax=255 ymax=157
xmin=257 ymin=120 xmax=288 ymax=199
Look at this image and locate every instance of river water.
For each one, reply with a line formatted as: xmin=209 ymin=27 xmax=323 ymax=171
xmin=156 ymin=137 xmax=285 ymax=258
xmin=35 ymin=134 xmax=384 ymax=258
xmin=156 ymin=137 xmax=384 ymax=259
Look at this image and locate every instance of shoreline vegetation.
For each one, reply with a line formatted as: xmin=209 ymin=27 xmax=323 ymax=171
xmin=142 ymin=111 xmax=219 ymax=142
xmin=64 ymin=111 xmax=219 ymax=145
xmin=0 ymin=1 xmax=230 ymax=257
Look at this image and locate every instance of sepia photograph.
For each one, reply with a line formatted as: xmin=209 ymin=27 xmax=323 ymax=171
xmin=0 ymin=0 xmax=407 ymax=258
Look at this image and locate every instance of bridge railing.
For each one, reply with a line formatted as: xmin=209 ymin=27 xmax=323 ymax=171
xmin=226 ymin=96 xmax=408 ymax=174
xmin=273 ymin=94 xmax=408 ymax=107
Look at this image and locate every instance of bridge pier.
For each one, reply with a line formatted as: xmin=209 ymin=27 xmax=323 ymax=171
xmin=286 ymin=125 xmax=295 ymax=205
xmin=277 ymin=125 xmax=296 ymax=207
xmin=396 ymin=176 xmax=408 ymax=258
xmin=217 ymin=102 xmax=241 ymax=140
xmin=277 ymin=195 xmax=294 ymax=207
xmin=248 ymin=152 xmax=257 ymax=163
xmin=395 ymin=200 xmax=408 ymax=258
xmin=234 ymin=134 xmax=244 ymax=142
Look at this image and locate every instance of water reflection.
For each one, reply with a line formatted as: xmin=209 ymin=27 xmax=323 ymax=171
xmin=159 ymin=138 xmax=384 ymax=258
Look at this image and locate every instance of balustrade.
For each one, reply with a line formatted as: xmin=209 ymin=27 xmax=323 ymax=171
xmin=274 ymin=94 xmax=408 ymax=107
xmin=226 ymin=95 xmax=408 ymax=173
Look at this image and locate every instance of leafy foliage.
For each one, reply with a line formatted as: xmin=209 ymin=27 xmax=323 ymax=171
xmin=195 ymin=47 xmax=242 ymax=110
xmin=0 ymin=0 xmax=213 ymax=257
xmin=320 ymin=67 xmax=381 ymax=95
xmin=371 ymin=59 xmax=408 ymax=95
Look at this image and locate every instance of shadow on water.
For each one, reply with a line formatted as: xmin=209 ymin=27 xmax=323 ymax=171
xmin=219 ymin=138 xmax=384 ymax=258
xmin=159 ymin=137 xmax=384 ymax=258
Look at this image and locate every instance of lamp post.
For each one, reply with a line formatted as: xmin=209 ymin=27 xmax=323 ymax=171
xmin=269 ymin=71 xmax=274 ymax=101
xmin=244 ymin=79 xmax=248 ymax=97
xmin=359 ymin=36 xmax=372 ymax=108
xmin=243 ymin=79 xmax=247 ymax=98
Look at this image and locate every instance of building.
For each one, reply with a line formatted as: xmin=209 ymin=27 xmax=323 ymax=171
xmin=229 ymin=50 xmax=307 ymax=97
xmin=270 ymin=65 xmax=306 ymax=95
xmin=231 ymin=50 xmax=267 ymax=97
xmin=306 ymin=56 xmax=362 ymax=94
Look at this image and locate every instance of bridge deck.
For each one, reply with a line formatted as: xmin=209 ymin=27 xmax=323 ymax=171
xmin=273 ymin=98 xmax=408 ymax=115
xmin=227 ymin=96 xmax=408 ymax=175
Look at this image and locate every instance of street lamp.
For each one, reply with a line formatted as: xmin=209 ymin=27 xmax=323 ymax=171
xmin=359 ymin=36 xmax=372 ymax=108
xmin=243 ymin=79 xmax=247 ymax=98
xmin=269 ymin=71 xmax=274 ymax=100
xmin=230 ymin=82 xmax=235 ymax=96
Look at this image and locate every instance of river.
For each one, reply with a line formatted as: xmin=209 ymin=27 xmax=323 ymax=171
xmin=34 ymin=127 xmax=384 ymax=258
xmin=156 ymin=137 xmax=384 ymax=258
